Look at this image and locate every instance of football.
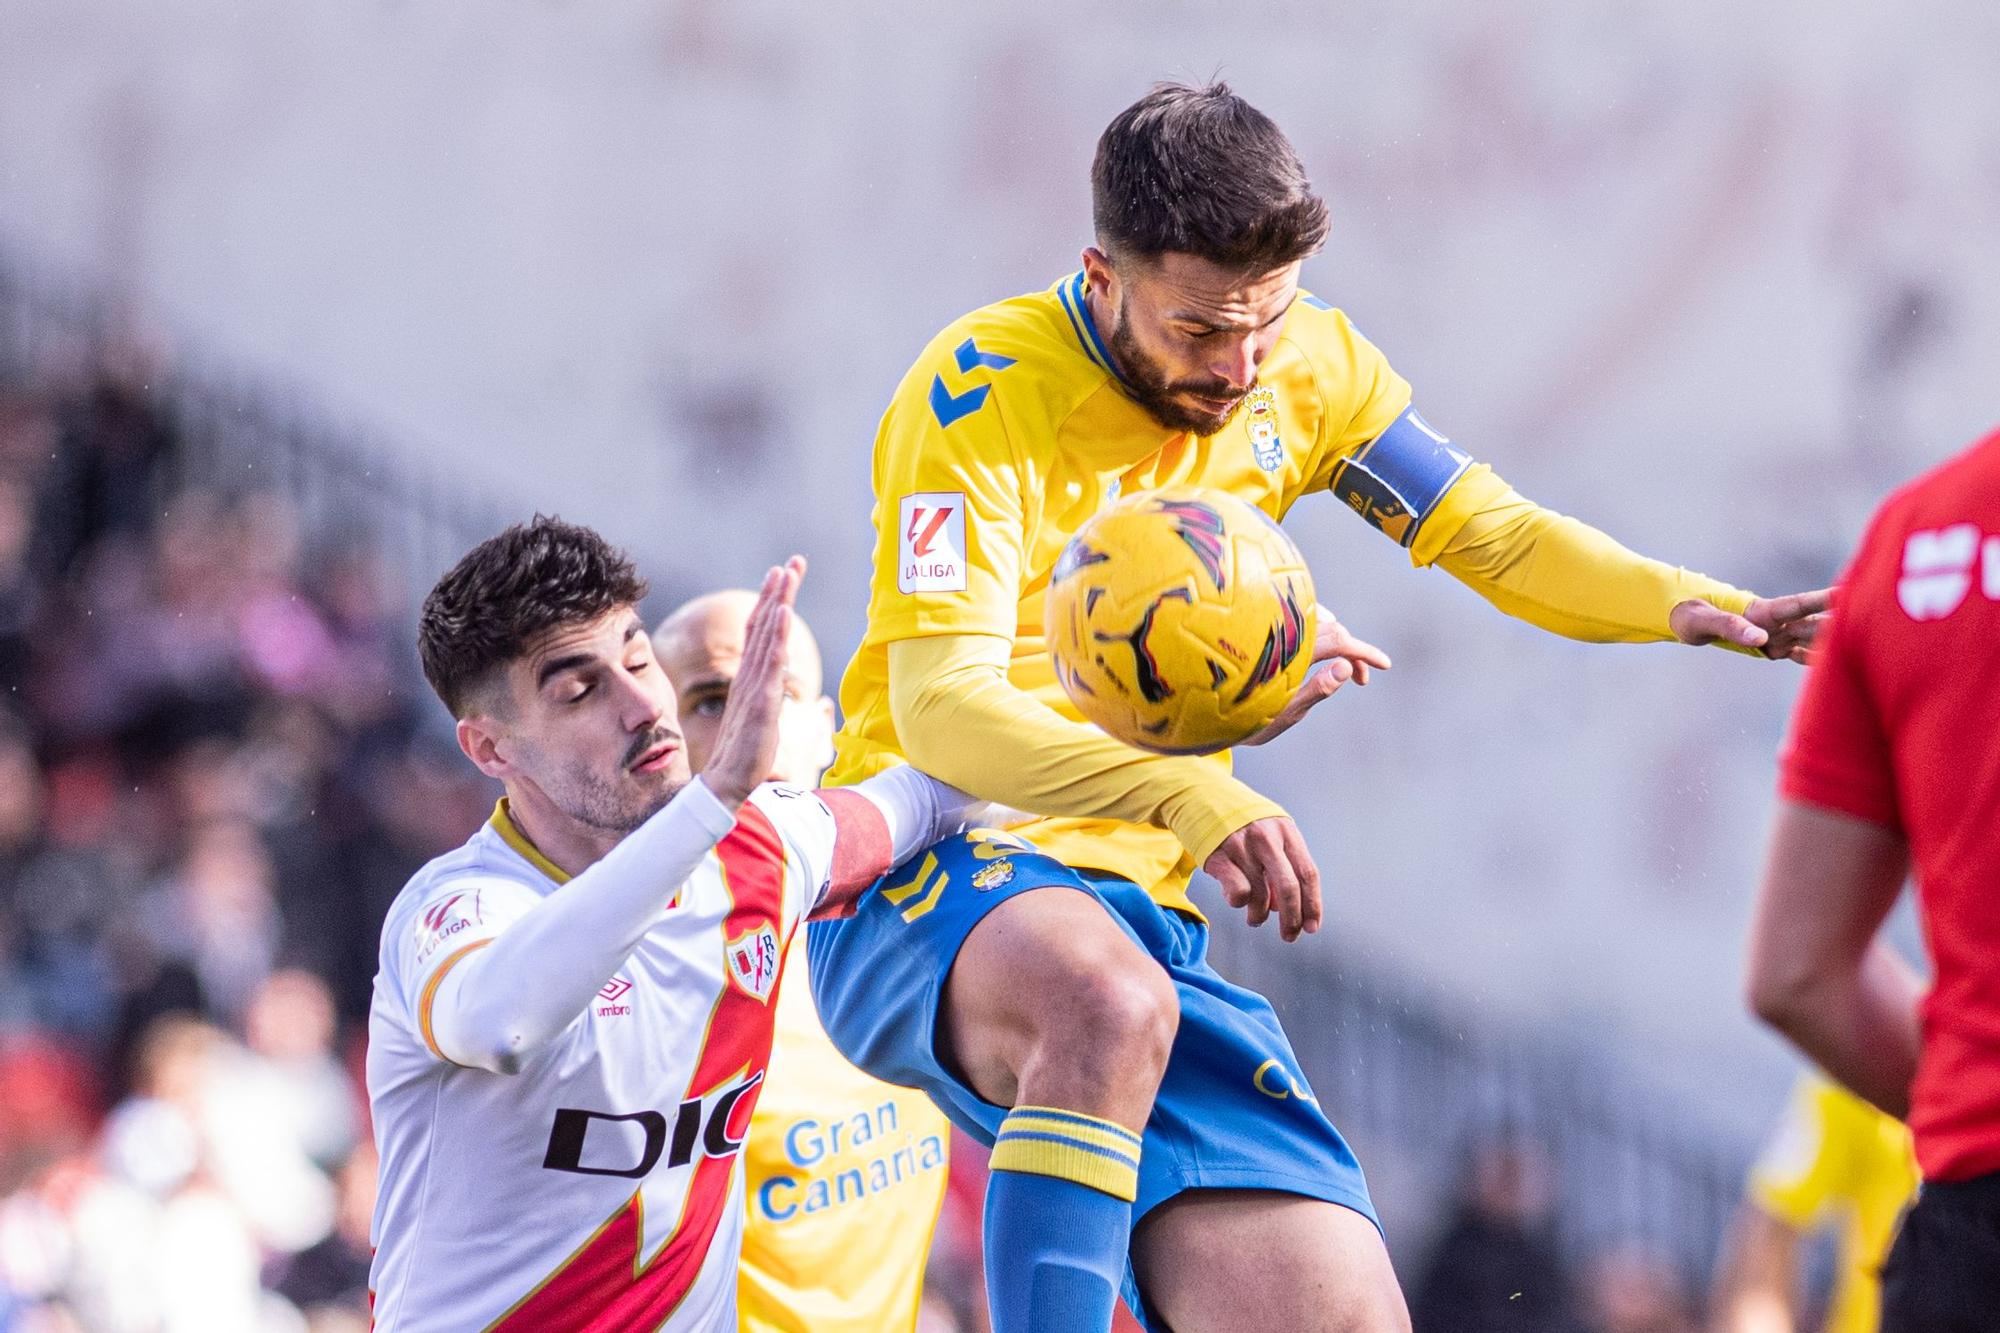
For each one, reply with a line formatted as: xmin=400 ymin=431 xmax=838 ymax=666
xmin=1044 ymin=485 xmax=1316 ymax=754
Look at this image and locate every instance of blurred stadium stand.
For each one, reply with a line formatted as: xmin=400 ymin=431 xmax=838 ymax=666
xmin=0 ymin=246 xmax=1761 ymax=1331
xmin=0 ymin=251 xmax=501 ymax=1331
xmin=0 ymin=255 xmax=504 ymax=602
xmin=1209 ymin=923 xmax=1740 ymax=1309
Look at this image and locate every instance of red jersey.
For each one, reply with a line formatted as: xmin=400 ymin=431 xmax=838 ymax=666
xmin=1779 ymin=429 xmax=2000 ymax=1182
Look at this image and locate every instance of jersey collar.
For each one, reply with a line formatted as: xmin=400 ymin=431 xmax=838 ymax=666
xmin=489 ymin=798 xmax=572 ymax=884
xmin=1055 ymin=271 xmax=1129 ymax=386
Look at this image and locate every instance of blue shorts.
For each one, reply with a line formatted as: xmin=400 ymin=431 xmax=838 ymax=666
xmin=807 ymin=831 xmax=1377 ymax=1324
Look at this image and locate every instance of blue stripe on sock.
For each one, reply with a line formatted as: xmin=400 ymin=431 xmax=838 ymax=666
xmin=992 ymin=1129 xmax=1140 ymax=1169
xmin=1005 ymin=1107 xmax=1143 ymax=1147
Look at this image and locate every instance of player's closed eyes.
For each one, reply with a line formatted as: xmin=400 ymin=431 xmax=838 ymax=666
xmin=557 ymin=659 xmax=647 ymax=704
xmin=1183 ymin=308 xmax=1289 ymax=340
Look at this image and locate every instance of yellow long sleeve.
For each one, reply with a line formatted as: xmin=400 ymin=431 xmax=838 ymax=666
xmin=886 ymin=634 xmax=1283 ymax=865
xmin=1427 ymin=466 xmax=1759 ymax=648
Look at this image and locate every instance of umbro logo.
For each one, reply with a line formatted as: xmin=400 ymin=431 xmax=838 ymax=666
xmin=596 ymin=976 xmax=634 ymax=1018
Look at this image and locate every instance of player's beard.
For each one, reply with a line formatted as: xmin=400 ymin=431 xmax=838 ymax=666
xmin=1106 ymin=299 xmax=1253 ymax=437
xmin=555 ymin=726 xmax=687 ymax=835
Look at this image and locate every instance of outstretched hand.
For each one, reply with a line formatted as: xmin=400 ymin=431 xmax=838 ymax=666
xmin=1202 ymin=816 xmax=1322 ymax=942
xmin=702 ymin=556 xmax=806 ymax=808
xmin=1669 ymin=588 xmax=1831 ymax=664
xmin=1239 ymin=605 xmax=1391 ymax=748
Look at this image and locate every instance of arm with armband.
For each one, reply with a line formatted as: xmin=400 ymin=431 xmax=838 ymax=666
xmin=1329 ymin=406 xmax=1830 ymax=661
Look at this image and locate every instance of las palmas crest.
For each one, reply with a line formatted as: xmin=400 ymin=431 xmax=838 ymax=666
xmin=972 ymin=859 xmax=1016 ymax=892
xmin=1244 ymin=385 xmax=1284 ymax=473
xmin=726 ymin=922 xmax=781 ymax=1002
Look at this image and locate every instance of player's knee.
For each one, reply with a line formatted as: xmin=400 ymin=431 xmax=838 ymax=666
xmin=1043 ymin=960 xmax=1178 ymax=1088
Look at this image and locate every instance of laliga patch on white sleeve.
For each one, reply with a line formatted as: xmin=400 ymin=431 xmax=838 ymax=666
xmin=898 ymin=492 xmax=968 ymax=593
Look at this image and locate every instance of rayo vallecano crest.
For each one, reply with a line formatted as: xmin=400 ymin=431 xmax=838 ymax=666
xmin=726 ymin=922 xmax=781 ymax=1002
xmin=1243 ymin=385 xmax=1284 ymax=473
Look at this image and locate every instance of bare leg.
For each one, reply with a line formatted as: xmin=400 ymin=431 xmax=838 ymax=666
xmin=943 ymin=885 xmax=1179 ymax=1333
xmin=941 ymin=885 xmax=1177 ymax=1130
xmin=1131 ymin=1190 xmax=1410 ymax=1333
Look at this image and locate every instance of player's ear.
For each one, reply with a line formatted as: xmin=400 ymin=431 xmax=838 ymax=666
xmin=456 ymin=714 xmax=513 ymax=782
xmin=1081 ymin=245 xmax=1118 ymax=301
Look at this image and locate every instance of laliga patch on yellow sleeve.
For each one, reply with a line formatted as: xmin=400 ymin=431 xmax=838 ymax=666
xmin=897 ymin=492 xmax=967 ymax=593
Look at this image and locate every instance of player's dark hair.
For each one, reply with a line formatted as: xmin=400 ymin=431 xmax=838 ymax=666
xmin=1093 ymin=81 xmax=1329 ymax=270
xmin=419 ymin=515 xmax=648 ymax=717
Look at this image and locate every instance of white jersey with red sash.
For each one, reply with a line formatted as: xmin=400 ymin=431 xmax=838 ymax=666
xmin=365 ymin=784 xmax=836 ymax=1332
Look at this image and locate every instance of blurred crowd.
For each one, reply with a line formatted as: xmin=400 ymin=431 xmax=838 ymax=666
xmin=0 ymin=341 xmax=494 ymax=1330
xmin=1408 ymin=1138 xmax=1707 ymax=1333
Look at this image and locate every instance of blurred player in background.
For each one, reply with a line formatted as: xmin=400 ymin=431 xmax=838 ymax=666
xmin=810 ymin=82 xmax=1830 ymax=1333
xmin=1710 ymin=1072 xmax=1916 ymax=1333
xmin=367 ymin=520 xmax=987 ymax=1331
xmin=1747 ymin=428 xmax=2000 ymax=1331
xmin=653 ymin=590 xmax=952 ymax=1333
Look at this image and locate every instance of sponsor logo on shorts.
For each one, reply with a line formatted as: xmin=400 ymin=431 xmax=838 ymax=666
xmin=1252 ymin=1058 xmax=1318 ymax=1105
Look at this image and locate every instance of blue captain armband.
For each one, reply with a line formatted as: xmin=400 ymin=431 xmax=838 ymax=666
xmin=1329 ymin=406 xmax=1473 ymax=548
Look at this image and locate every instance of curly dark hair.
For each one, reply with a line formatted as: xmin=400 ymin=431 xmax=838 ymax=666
xmin=1092 ymin=81 xmax=1330 ymax=270
xmin=418 ymin=515 xmax=648 ymax=717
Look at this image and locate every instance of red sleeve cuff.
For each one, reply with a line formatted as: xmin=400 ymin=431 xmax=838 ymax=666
xmin=812 ymin=788 xmax=893 ymax=919
xmin=1778 ymin=755 xmax=1900 ymax=831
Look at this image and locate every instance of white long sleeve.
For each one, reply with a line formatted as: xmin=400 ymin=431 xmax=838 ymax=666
xmin=846 ymin=765 xmax=985 ymax=867
xmin=805 ymin=765 xmax=994 ymax=916
xmin=428 ymin=779 xmax=737 ymax=1073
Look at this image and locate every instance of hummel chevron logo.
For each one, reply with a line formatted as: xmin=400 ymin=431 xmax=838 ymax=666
xmin=954 ymin=338 xmax=1016 ymax=374
xmin=929 ymin=338 xmax=1015 ymax=427
xmin=929 ymin=376 xmax=991 ymax=428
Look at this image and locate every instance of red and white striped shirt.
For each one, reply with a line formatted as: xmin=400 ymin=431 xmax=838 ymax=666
xmin=366 ymin=784 xmax=836 ymax=1332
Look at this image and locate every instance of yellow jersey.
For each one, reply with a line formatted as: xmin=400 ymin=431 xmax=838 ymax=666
xmin=831 ymin=272 xmax=1753 ymax=910
xmin=737 ymin=938 xmax=951 ymax=1333
xmin=1748 ymin=1074 xmax=1918 ymax=1333
xmin=833 ymin=274 xmax=1426 ymax=908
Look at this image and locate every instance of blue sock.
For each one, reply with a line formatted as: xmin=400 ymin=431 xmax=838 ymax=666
xmin=982 ymin=1105 xmax=1142 ymax=1333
